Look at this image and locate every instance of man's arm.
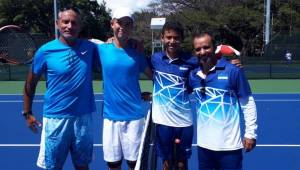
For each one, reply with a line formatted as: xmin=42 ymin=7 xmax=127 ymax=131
xmin=215 ymin=44 xmax=243 ymax=68
xmin=141 ymin=67 xmax=153 ymax=101
xmin=239 ymin=96 xmax=258 ymax=152
xmin=231 ymin=58 xmax=243 ymax=68
xmin=106 ymin=37 xmax=144 ymax=54
xmin=144 ymin=66 xmax=153 ymax=79
xmin=23 ymin=70 xmax=41 ymax=133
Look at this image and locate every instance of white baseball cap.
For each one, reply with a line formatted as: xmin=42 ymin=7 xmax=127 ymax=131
xmin=112 ymin=7 xmax=134 ymax=21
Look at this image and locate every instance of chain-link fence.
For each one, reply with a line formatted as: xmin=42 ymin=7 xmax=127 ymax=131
xmin=242 ymin=31 xmax=300 ymax=79
xmin=0 ymin=33 xmax=50 ymax=80
xmin=1 ymin=31 xmax=299 ymax=80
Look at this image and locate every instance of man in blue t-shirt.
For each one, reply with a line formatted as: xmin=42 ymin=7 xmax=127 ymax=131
xmin=151 ymin=21 xmax=197 ymax=170
xmin=23 ymin=8 xmax=98 ymax=170
xmin=97 ymin=7 xmax=152 ymax=170
xmin=189 ymin=32 xmax=257 ymax=170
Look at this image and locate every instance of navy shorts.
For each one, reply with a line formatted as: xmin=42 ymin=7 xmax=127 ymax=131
xmin=197 ymin=146 xmax=243 ymax=170
xmin=155 ymin=124 xmax=193 ymax=161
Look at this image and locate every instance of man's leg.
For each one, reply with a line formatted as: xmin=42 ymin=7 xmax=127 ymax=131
xmin=127 ymin=160 xmax=136 ymax=170
xmin=197 ymin=146 xmax=217 ymax=170
xmin=37 ymin=117 xmax=71 ymax=170
xmin=162 ymin=160 xmax=171 ymax=170
xmin=155 ymin=124 xmax=174 ymax=170
xmin=75 ymin=165 xmax=89 ymax=170
xmin=107 ymin=160 xmax=122 ymax=170
xmin=217 ymin=149 xmax=243 ymax=170
xmin=178 ymin=159 xmax=188 ymax=170
xmin=120 ymin=118 xmax=145 ymax=169
xmin=103 ymin=119 xmax=123 ymax=169
xmin=174 ymin=125 xmax=193 ymax=170
xmin=71 ymin=114 xmax=93 ymax=170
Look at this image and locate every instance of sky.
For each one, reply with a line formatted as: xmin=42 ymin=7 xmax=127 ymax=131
xmin=97 ymin=0 xmax=154 ymax=13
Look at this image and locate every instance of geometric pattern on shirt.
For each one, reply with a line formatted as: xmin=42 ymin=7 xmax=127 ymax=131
xmin=153 ymin=71 xmax=190 ymax=111
xmin=194 ymin=87 xmax=239 ymax=127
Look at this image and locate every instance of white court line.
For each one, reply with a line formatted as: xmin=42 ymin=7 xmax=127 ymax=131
xmin=191 ymin=144 xmax=300 ymax=147
xmin=190 ymin=99 xmax=300 ymax=102
xmin=256 ymin=144 xmax=300 ymax=147
xmin=0 ymin=99 xmax=104 ymax=103
xmin=2 ymin=93 xmax=300 ymax=95
xmin=0 ymin=93 xmax=105 ymax=96
xmin=1 ymin=144 xmax=300 ymax=147
xmin=1 ymin=94 xmax=300 ymax=102
xmin=0 ymin=94 xmax=45 ymax=96
xmin=1 ymin=99 xmax=300 ymax=103
xmin=0 ymin=144 xmax=103 ymax=147
xmin=255 ymin=99 xmax=300 ymax=102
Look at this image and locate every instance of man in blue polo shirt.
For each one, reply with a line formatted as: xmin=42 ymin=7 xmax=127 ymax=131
xmin=97 ymin=7 xmax=152 ymax=170
xmin=22 ymin=7 xmax=97 ymax=170
xmin=189 ymin=32 xmax=257 ymax=170
xmin=151 ymin=21 xmax=197 ymax=170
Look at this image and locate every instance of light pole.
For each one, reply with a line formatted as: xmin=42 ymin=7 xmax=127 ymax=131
xmin=264 ymin=0 xmax=271 ymax=45
xmin=150 ymin=18 xmax=166 ymax=54
xmin=53 ymin=0 xmax=59 ymax=39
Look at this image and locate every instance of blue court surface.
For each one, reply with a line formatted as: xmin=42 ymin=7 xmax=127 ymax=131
xmin=0 ymin=93 xmax=300 ymax=169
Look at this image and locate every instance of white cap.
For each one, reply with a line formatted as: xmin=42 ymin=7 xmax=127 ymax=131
xmin=112 ymin=7 xmax=134 ymax=21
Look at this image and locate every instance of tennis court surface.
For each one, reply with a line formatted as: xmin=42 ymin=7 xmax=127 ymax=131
xmin=1 ymin=93 xmax=300 ymax=169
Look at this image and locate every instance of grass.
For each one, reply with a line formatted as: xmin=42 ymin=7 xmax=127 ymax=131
xmin=1 ymin=79 xmax=300 ymax=94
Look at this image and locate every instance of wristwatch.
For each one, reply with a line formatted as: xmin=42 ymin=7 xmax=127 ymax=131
xmin=22 ymin=111 xmax=32 ymax=118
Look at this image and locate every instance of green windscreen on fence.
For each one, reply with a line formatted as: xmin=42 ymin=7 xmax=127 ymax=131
xmin=1 ymin=31 xmax=299 ymax=80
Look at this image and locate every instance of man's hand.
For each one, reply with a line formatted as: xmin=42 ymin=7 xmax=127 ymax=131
xmin=106 ymin=37 xmax=114 ymax=43
xmin=141 ymin=92 xmax=152 ymax=101
xmin=243 ymin=137 xmax=256 ymax=152
xmin=24 ymin=114 xmax=41 ymax=134
xmin=231 ymin=58 xmax=243 ymax=68
xmin=215 ymin=44 xmax=240 ymax=58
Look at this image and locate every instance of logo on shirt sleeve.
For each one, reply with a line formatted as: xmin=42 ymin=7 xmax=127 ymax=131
xmin=179 ymin=67 xmax=188 ymax=70
xmin=81 ymin=50 xmax=88 ymax=55
xmin=218 ymin=76 xmax=228 ymax=80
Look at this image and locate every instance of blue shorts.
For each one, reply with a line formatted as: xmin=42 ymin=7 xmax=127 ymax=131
xmin=37 ymin=114 xmax=93 ymax=170
xmin=155 ymin=124 xmax=193 ymax=161
xmin=197 ymin=147 xmax=243 ymax=170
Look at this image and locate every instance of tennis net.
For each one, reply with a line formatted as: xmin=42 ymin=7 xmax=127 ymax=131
xmin=135 ymin=102 xmax=157 ymax=170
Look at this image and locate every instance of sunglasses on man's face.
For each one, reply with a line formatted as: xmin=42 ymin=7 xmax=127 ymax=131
xmin=200 ymin=79 xmax=206 ymax=95
xmin=117 ymin=18 xmax=133 ymax=27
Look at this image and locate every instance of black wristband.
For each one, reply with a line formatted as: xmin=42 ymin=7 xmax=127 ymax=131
xmin=22 ymin=111 xmax=32 ymax=118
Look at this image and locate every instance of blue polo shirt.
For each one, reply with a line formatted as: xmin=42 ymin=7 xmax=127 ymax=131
xmin=32 ymin=39 xmax=97 ymax=118
xmin=151 ymin=51 xmax=197 ymax=127
xmin=189 ymin=57 xmax=252 ymax=150
xmin=97 ymin=43 xmax=148 ymax=121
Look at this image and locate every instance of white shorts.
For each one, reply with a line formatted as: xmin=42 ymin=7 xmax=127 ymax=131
xmin=103 ymin=118 xmax=145 ymax=162
xmin=37 ymin=114 xmax=93 ymax=169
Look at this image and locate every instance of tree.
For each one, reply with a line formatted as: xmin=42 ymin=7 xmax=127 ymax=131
xmin=59 ymin=0 xmax=111 ymax=40
xmin=132 ymin=10 xmax=158 ymax=56
xmin=0 ymin=0 xmax=111 ymax=40
xmin=139 ymin=0 xmax=299 ymax=57
xmin=0 ymin=0 xmax=53 ymax=36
